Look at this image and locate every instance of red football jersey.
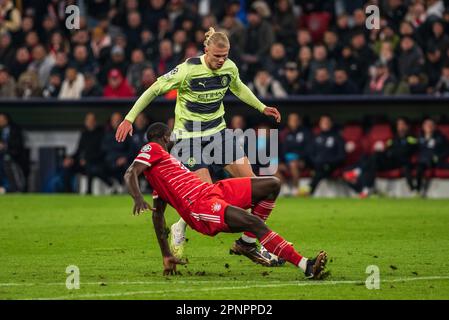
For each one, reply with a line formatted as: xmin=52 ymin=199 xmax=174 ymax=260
xmin=134 ymin=142 xmax=214 ymax=219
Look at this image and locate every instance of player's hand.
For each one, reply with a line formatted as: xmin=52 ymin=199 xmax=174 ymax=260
xmin=263 ymin=106 xmax=281 ymax=123
xmin=133 ymin=198 xmax=151 ymax=215
xmin=163 ymin=255 xmax=187 ymax=276
xmin=116 ymin=119 xmax=133 ymax=142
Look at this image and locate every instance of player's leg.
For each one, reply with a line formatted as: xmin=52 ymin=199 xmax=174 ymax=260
xmin=170 ymin=136 xmax=214 ymax=257
xmin=224 ymin=205 xmax=327 ymax=279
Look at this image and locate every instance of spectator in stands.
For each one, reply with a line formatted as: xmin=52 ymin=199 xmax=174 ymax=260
xmin=343 ymin=118 xmax=418 ymax=197
xmin=0 ymin=31 xmax=14 ymax=67
xmin=350 ymin=31 xmax=376 ymax=90
xmin=264 ymin=43 xmax=287 ymax=80
xmin=248 ymin=69 xmax=287 ymax=98
xmin=81 ymin=72 xmax=103 ymax=97
xmin=416 ymin=118 xmax=449 ymax=196
xmin=365 ymin=61 xmax=398 ymax=95
xmin=50 ymin=51 xmax=69 ymax=80
xmin=59 ymin=66 xmax=85 ymax=99
xmin=154 ymin=39 xmax=176 ymax=76
xmin=272 ymin=0 xmax=296 ymax=51
xmin=103 ymin=68 xmax=135 ymax=98
xmin=72 ymin=45 xmax=97 ymax=75
xmin=242 ymin=7 xmax=274 ymax=81
xmin=16 ymin=70 xmax=41 ymax=98
xmin=48 ymin=31 xmax=69 ymax=57
xmin=377 ymin=41 xmax=398 ymax=77
xmin=220 ymin=14 xmax=245 ymax=64
xmin=99 ymin=45 xmax=129 ymax=85
xmin=323 ymin=30 xmax=342 ymax=61
xmin=403 ymin=72 xmax=428 ymax=94
xmin=90 ymin=26 xmax=112 ymax=60
xmin=124 ymin=10 xmax=143 ymax=50
xmin=280 ymin=113 xmax=312 ymax=196
xmin=430 ymin=20 xmax=449 ymax=53
xmin=136 ymin=66 xmax=156 ymax=96
xmin=42 ymin=71 xmax=61 ymax=98
xmin=331 ymin=68 xmax=359 ymax=94
xmin=425 ymin=45 xmax=444 ymax=90
xmin=127 ymin=48 xmax=150 ymax=92
xmin=0 ymin=112 xmax=27 ymax=193
xmin=102 ymin=112 xmax=132 ymax=186
xmin=308 ymin=115 xmax=346 ymax=195
xmin=130 ymin=113 xmax=149 ymax=157
xmin=398 ymin=36 xmax=425 ymax=80
xmin=0 ymin=65 xmax=16 ymax=98
xmin=297 ymin=46 xmax=312 ymax=83
xmin=337 ymin=46 xmax=363 ymax=87
xmin=427 ymin=0 xmax=445 ymax=19
xmin=309 ymin=67 xmax=333 ymax=95
xmin=28 ymin=45 xmax=55 ymax=87
xmin=62 ymin=112 xmax=112 ymax=194
xmin=10 ymin=47 xmax=30 ymax=81
xmin=172 ymin=29 xmax=188 ymax=62
xmin=435 ymin=62 xmax=449 ymax=95
xmin=280 ymin=62 xmax=307 ymax=95
xmin=142 ymin=0 xmax=167 ymax=34
xmin=308 ymin=44 xmax=334 ymax=84
xmin=0 ymin=0 xmax=21 ymax=34
xmin=336 ymin=14 xmax=351 ymax=45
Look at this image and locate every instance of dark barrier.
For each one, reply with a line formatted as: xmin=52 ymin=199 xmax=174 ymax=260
xmin=1 ymin=95 xmax=448 ymax=130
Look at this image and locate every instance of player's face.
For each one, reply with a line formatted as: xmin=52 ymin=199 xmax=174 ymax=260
xmin=205 ymin=44 xmax=229 ymax=70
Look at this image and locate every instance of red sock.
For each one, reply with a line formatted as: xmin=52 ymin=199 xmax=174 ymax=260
xmin=259 ymin=230 xmax=303 ymax=267
xmin=244 ymin=200 xmax=275 ymax=239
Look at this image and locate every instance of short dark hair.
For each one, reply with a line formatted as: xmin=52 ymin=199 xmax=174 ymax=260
xmin=146 ymin=122 xmax=170 ymax=142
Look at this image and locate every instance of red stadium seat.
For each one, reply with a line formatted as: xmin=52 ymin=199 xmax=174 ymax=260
xmin=438 ymin=125 xmax=449 ymax=140
xmin=341 ymin=125 xmax=364 ymax=166
xmin=363 ymin=123 xmax=393 ymax=155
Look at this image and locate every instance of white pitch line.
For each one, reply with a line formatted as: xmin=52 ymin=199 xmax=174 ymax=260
xmin=22 ymin=276 xmax=449 ymax=300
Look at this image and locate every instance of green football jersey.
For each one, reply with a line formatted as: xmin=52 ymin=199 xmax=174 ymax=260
xmin=125 ymin=55 xmax=266 ymax=139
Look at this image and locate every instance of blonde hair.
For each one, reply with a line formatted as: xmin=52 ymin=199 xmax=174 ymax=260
xmin=204 ymin=27 xmax=230 ymax=48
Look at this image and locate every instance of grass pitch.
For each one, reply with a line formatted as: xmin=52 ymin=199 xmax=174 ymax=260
xmin=1 ymin=195 xmax=449 ymax=300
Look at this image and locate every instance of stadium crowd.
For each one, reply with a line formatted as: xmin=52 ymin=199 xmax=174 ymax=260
xmin=1 ymin=111 xmax=449 ymax=197
xmin=1 ymin=0 xmax=449 ymax=98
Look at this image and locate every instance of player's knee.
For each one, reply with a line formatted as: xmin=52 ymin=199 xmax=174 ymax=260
xmin=268 ymin=176 xmax=281 ymax=196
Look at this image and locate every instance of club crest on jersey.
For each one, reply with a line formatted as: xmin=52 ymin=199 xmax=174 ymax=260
xmin=221 ymin=76 xmax=229 ymax=87
xmin=141 ymin=145 xmax=152 ymax=152
xmin=211 ymin=202 xmax=222 ymax=213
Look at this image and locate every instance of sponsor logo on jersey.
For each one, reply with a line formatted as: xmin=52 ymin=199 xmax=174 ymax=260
xmin=141 ymin=144 xmax=152 ymax=152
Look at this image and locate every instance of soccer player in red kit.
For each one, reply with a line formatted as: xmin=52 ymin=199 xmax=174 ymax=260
xmin=124 ymin=123 xmax=327 ymax=278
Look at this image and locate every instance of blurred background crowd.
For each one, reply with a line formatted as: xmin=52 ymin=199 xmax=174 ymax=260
xmin=1 ymin=0 xmax=449 ymax=99
xmin=2 ymin=110 xmax=449 ymax=197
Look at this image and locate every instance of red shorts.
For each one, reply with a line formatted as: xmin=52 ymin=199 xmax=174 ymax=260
xmin=187 ymin=177 xmax=252 ymax=236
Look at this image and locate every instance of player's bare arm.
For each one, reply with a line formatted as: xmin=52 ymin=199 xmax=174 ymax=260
xmin=152 ymin=198 xmax=186 ymax=275
xmin=124 ymin=161 xmax=150 ymax=215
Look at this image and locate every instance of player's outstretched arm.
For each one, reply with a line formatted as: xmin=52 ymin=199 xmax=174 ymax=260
xmin=116 ymin=63 xmax=188 ymax=142
xmin=229 ymin=73 xmax=281 ymax=123
xmin=152 ymin=198 xmax=187 ymax=275
xmin=124 ymin=162 xmax=150 ymax=215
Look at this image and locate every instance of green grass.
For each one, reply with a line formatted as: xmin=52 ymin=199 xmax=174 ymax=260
xmin=1 ymin=195 xmax=449 ymax=300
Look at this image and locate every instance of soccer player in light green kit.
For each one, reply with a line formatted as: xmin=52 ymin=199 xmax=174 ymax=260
xmin=116 ymin=28 xmax=281 ymax=266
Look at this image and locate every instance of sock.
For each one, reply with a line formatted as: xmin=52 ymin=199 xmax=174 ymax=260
xmin=176 ymin=218 xmax=187 ymax=231
xmin=259 ymin=230 xmax=303 ymax=267
xmin=242 ymin=200 xmax=275 ymax=242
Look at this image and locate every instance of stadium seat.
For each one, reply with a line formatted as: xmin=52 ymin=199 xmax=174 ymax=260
xmin=341 ymin=124 xmax=364 ymax=166
xmin=363 ymin=123 xmax=393 ymax=154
